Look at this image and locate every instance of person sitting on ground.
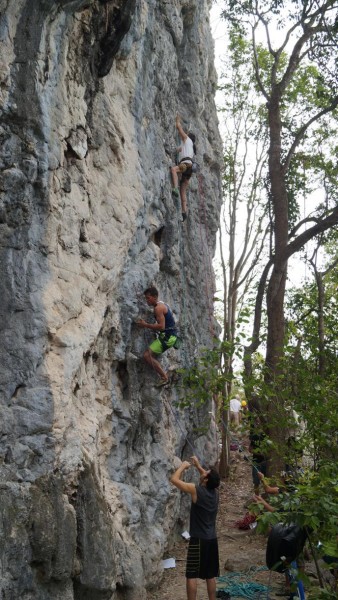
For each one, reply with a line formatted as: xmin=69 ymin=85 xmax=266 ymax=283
xmin=171 ymin=114 xmax=196 ymax=222
xmin=170 ymin=456 xmax=220 ymax=600
xmin=136 ymin=286 xmax=177 ymax=387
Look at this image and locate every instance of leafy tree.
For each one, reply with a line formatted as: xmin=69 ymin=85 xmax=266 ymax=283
xmin=220 ymin=0 xmax=338 ymax=467
xmin=216 ymin=27 xmax=271 ymax=474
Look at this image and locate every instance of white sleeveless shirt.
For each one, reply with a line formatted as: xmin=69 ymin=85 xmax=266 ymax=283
xmin=178 ymin=136 xmax=194 ymax=163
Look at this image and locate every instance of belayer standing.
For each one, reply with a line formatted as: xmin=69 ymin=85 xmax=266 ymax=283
xmin=171 ymin=114 xmax=196 ymax=222
xmin=136 ymin=286 xmax=177 ymax=387
xmin=170 ymin=456 xmax=220 ymax=600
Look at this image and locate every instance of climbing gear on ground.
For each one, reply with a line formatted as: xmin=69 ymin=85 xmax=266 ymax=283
xmin=173 ymin=336 xmax=183 ymax=349
xmin=182 ymin=212 xmax=187 ymax=221
xmin=217 ymin=569 xmax=269 ymax=599
xmin=235 ymin=512 xmax=256 ymax=530
xmin=172 ymin=187 xmax=179 ymax=197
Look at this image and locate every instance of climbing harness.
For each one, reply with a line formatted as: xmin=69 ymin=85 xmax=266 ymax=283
xmin=179 ymin=156 xmax=200 ymax=173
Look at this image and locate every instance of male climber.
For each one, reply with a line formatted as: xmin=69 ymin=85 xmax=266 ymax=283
xmin=136 ymin=286 xmax=177 ymax=387
xmin=171 ymin=114 xmax=196 ymax=222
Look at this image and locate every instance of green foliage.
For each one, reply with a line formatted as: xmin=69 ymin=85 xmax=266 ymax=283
xmin=286 ymin=251 xmax=338 ymax=381
xmin=308 ymin=590 xmax=338 ymax=600
xmin=175 ymin=340 xmax=236 ymax=410
xmin=253 ymin=462 xmax=338 ymax=565
xmin=215 ymin=6 xmax=338 ymax=594
xmin=220 ymin=1 xmax=338 ymax=226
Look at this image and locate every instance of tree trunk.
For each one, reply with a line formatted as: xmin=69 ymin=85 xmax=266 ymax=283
xmin=265 ymin=93 xmax=289 ymax=472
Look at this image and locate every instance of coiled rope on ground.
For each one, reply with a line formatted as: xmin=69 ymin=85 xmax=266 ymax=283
xmin=217 ymin=566 xmax=271 ymax=599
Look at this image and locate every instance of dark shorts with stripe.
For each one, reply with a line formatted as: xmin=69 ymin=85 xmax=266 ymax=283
xmin=185 ymin=537 xmax=219 ymax=580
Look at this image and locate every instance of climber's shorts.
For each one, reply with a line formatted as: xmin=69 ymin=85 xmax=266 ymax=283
xmin=186 ymin=537 xmax=219 ymax=580
xmin=179 ymin=161 xmax=193 ymax=180
xmin=149 ymin=333 xmax=177 ymax=355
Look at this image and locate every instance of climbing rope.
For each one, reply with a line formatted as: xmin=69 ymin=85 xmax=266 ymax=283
xmin=217 ymin=415 xmax=263 ymax=475
xmin=217 ymin=567 xmax=270 ymax=599
xmin=196 ymin=172 xmax=216 ymax=338
xmin=167 ymin=399 xmax=204 ymax=464
xmin=169 ymin=127 xmax=192 ymax=370
xmin=177 ymin=221 xmax=192 ymax=370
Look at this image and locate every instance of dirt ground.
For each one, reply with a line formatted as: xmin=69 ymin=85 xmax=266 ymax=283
xmin=147 ymin=431 xmax=318 ymax=600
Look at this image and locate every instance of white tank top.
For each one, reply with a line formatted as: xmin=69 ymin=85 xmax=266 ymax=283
xmin=178 ymin=137 xmax=194 ymax=163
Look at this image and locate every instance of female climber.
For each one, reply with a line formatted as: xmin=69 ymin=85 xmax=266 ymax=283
xmin=171 ymin=114 xmax=196 ymax=222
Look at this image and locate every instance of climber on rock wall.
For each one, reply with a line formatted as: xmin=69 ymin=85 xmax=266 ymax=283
xmin=136 ymin=286 xmax=178 ymax=386
xmin=171 ymin=113 xmax=196 ymax=222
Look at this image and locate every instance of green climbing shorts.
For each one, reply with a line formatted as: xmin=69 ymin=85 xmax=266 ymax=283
xmin=149 ymin=334 xmax=177 ymax=355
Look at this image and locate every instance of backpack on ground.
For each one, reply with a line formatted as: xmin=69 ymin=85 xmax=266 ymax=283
xmin=266 ymin=523 xmax=307 ymax=572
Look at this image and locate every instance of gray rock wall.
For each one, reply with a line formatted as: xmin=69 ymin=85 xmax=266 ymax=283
xmin=0 ymin=0 xmax=223 ymax=598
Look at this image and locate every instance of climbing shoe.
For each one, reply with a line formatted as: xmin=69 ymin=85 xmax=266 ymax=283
xmin=172 ymin=188 xmax=179 ymax=198
xmin=156 ymin=378 xmax=170 ymax=388
xmin=182 ymin=212 xmax=187 ymax=221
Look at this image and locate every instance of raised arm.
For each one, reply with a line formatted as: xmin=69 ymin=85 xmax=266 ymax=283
xmin=170 ymin=461 xmax=197 ymax=502
xmin=253 ymin=494 xmax=276 ymax=512
xmin=190 ymin=455 xmax=208 ymax=477
xmin=258 ymin=471 xmax=279 ymax=495
xmin=176 ymin=114 xmax=188 ymax=142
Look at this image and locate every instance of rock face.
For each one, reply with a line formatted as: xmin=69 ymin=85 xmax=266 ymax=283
xmin=0 ymin=1 xmax=222 ymax=598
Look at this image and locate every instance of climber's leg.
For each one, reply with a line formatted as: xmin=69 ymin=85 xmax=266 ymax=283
xmin=180 ymin=177 xmax=190 ymax=218
xmin=171 ymin=165 xmax=180 ymax=197
xmin=143 ymin=348 xmax=169 ymax=383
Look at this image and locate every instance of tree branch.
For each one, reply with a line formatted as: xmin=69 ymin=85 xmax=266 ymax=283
xmin=283 ymin=96 xmax=338 ymax=174
xmin=284 ymin=205 xmax=338 ymax=260
xmin=252 ymin=23 xmax=270 ymax=101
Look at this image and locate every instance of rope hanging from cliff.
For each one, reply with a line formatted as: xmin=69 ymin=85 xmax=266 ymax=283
xmin=167 ymin=400 xmax=204 ymax=464
xmin=171 ymin=129 xmax=193 ymax=370
xmin=177 ymin=223 xmax=193 ymax=370
xmin=196 ymin=172 xmax=216 ymax=339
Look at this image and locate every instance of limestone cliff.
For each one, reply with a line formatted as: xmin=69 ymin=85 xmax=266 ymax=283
xmin=0 ymin=0 xmax=223 ymax=598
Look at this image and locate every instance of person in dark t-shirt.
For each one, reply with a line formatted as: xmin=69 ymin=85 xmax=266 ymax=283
xmin=170 ymin=456 xmax=220 ymax=600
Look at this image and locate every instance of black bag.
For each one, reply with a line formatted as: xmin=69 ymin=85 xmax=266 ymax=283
xmin=266 ymin=523 xmax=307 ymax=572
